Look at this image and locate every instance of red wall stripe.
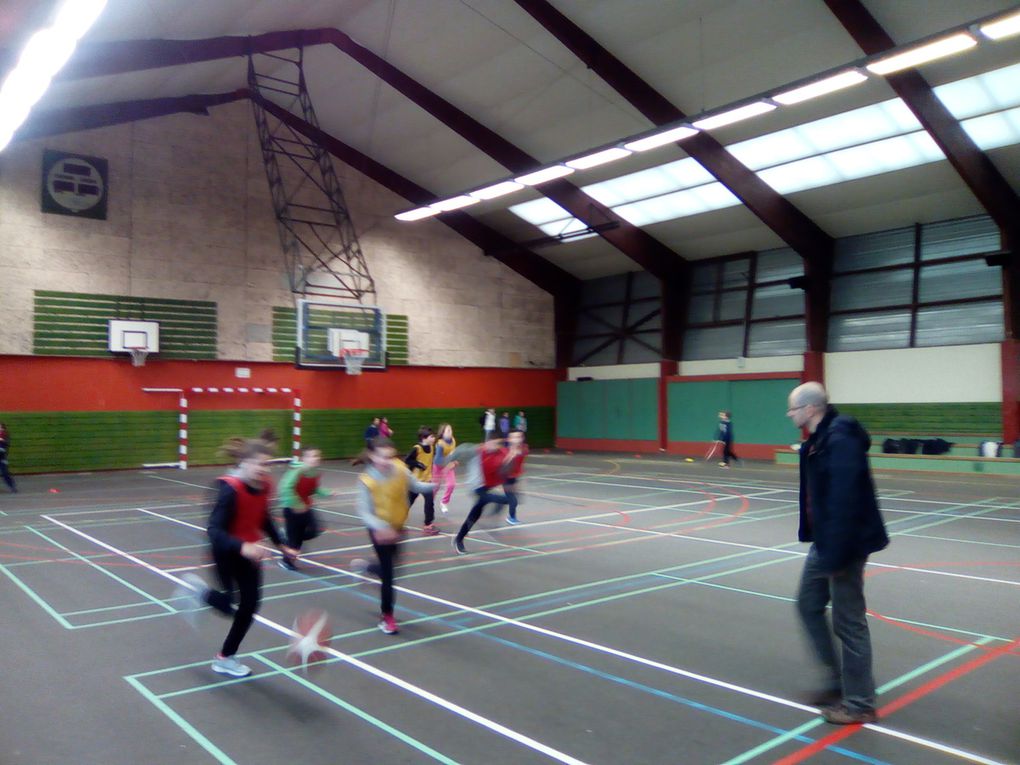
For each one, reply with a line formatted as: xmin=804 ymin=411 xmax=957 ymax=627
xmin=0 ymin=356 xmax=558 ymax=412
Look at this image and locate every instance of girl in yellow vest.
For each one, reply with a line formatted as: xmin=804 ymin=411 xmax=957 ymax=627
xmin=351 ymin=436 xmax=435 ymax=635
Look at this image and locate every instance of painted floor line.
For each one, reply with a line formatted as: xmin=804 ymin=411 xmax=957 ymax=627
xmin=42 ymin=513 xmax=591 ymax=765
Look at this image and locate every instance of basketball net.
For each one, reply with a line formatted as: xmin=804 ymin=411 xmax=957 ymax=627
xmin=339 ymin=348 xmax=368 ymax=375
xmin=129 ymin=348 xmax=148 ymax=367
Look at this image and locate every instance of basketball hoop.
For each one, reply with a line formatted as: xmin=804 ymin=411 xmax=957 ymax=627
xmin=128 ymin=348 xmax=149 ymax=367
xmin=339 ymin=348 xmax=368 ymax=375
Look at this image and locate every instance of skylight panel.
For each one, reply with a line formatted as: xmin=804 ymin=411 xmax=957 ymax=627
xmin=508 ymin=198 xmax=571 ymax=226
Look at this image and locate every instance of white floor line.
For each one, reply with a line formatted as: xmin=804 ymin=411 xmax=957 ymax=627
xmin=130 ymin=510 xmax=1004 ymax=764
xmin=531 ymin=472 xmax=1020 ymax=515
xmin=570 ymin=516 xmax=1020 ymax=588
xmin=41 ymin=514 xmax=590 ymax=765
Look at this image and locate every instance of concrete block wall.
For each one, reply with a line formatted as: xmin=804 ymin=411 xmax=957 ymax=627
xmin=0 ymin=101 xmax=555 ymax=367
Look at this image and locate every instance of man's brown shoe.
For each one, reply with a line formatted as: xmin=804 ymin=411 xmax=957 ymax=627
xmin=822 ymin=705 xmax=877 ymax=725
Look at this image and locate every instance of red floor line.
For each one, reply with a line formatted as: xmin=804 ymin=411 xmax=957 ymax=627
xmin=771 ymin=634 xmax=1020 ymax=765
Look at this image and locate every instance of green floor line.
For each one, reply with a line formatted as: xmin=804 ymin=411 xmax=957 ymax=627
xmin=27 ymin=526 xmax=176 ymax=615
xmin=4 ymin=539 xmax=207 ymax=570
xmin=256 ymin=654 xmax=460 ymax=765
xmin=131 ymin=497 xmax=1016 ymax=691
xmin=0 ymin=562 xmax=74 ymax=629
xmin=721 ymin=638 xmax=996 ymax=765
xmin=124 ymin=675 xmax=236 ymax=765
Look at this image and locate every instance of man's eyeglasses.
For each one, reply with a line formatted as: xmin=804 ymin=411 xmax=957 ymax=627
xmin=787 ymin=405 xmax=808 ymax=413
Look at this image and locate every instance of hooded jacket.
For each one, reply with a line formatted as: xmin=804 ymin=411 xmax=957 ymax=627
xmin=798 ymin=406 xmax=889 ymax=573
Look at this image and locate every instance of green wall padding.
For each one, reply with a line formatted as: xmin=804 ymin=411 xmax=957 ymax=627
xmin=0 ymin=411 xmax=179 ymax=472
xmin=556 ymin=379 xmax=658 ymax=441
xmin=834 ymin=402 xmax=1001 ymax=437
xmin=272 ymin=307 xmax=409 ymax=365
xmin=33 ymin=290 xmax=217 ymax=359
xmin=0 ymin=406 xmax=554 ymax=474
xmin=667 ymin=381 xmax=729 ymax=442
xmin=668 ymin=379 xmax=796 ymax=444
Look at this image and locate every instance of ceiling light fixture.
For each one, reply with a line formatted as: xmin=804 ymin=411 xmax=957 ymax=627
xmin=866 ymin=33 xmax=976 ymax=75
xmin=0 ymin=0 xmax=108 ymax=152
xmin=692 ymin=101 xmax=777 ymax=131
xmin=429 ymin=195 xmax=479 ymax=212
xmin=979 ymin=11 xmax=1020 ymax=40
xmin=394 ymin=207 xmax=440 ymax=221
xmin=773 ymin=70 xmax=869 ymax=105
xmin=565 ymin=147 xmax=632 ymax=170
xmin=515 ymin=165 xmax=575 ymax=185
xmin=624 ymin=126 xmax=700 ymax=152
xmin=470 ymin=180 xmax=524 ymax=200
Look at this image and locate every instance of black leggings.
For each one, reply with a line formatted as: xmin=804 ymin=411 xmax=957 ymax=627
xmin=408 ymin=491 xmax=435 ymax=525
xmin=205 ymin=549 xmax=261 ymax=657
xmin=722 ymin=441 xmax=739 ymax=465
xmin=367 ymin=530 xmax=400 ymax=615
xmin=456 ymin=487 xmax=511 ymax=542
xmin=283 ymin=507 xmax=311 ymax=550
xmin=0 ymin=458 xmax=14 ymax=492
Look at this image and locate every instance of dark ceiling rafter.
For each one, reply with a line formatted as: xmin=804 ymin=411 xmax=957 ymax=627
xmin=54 ymin=29 xmax=690 ymax=283
xmin=513 ymin=0 xmax=832 ymax=353
xmin=13 ymin=90 xmax=248 ymax=141
xmin=512 ymin=0 xmax=834 ymax=264
xmin=823 ymin=0 xmax=1020 ymax=249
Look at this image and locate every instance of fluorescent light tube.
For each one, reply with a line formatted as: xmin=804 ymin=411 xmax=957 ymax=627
xmin=624 ymin=126 xmax=698 ymax=152
xmin=515 ymin=165 xmax=575 ymax=185
xmin=395 ymin=207 xmax=440 ymax=221
xmin=980 ymin=11 xmax=1020 ymax=40
xmin=867 ymin=33 xmax=976 ymax=75
xmin=565 ymin=147 xmax=632 ymax=169
xmin=773 ymin=70 xmax=868 ymax=105
xmin=692 ymin=101 xmax=777 ymax=130
xmin=429 ymin=195 xmax=480 ymax=212
xmin=470 ymin=181 xmax=524 ymax=200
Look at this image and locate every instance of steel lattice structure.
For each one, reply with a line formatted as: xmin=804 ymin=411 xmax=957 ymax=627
xmin=248 ymin=49 xmax=375 ymax=303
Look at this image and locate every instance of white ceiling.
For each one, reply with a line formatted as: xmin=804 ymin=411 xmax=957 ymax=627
xmin=22 ymin=0 xmax=1020 ymax=280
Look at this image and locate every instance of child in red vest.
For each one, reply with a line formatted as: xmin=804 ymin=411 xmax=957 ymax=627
xmin=178 ymin=437 xmax=297 ymax=678
xmin=453 ymin=435 xmax=520 ymax=554
xmin=277 ymin=446 xmax=333 ymax=570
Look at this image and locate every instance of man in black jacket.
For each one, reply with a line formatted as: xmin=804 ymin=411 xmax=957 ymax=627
xmin=787 ymin=382 xmax=888 ymax=725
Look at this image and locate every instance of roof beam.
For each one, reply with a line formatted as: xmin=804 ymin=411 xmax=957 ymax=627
xmin=13 ymin=90 xmax=247 ymax=141
xmin=54 ymin=30 xmax=690 ymax=283
xmin=824 ymin=0 xmax=1020 ymax=249
xmin=512 ymin=0 xmax=834 ymax=263
xmin=315 ymin=27 xmax=689 ymax=283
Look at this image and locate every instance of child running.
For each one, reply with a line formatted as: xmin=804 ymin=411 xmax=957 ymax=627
xmin=0 ymin=422 xmax=16 ymax=493
xmin=501 ymin=429 xmax=529 ymax=525
xmin=432 ymin=423 xmax=458 ymax=515
xmin=351 ymin=437 xmax=434 ymax=634
xmin=452 ymin=436 xmax=515 ymax=555
xmin=178 ymin=437 xmax=298 ymax=678
xmin=405 ymin=426 xmax=438 ymax=535
xmin=277 ymin=446 xmax=332 ymax=570
xmin=716 ymin=410 xmax=740 ymax=468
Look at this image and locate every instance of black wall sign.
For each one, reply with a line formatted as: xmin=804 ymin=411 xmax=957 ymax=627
xmin=41 ymin=149 xmax=108 ymax=220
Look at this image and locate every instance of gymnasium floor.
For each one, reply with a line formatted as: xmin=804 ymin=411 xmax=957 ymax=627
xmin=0 ymin=452 xmax=1017 ymax=765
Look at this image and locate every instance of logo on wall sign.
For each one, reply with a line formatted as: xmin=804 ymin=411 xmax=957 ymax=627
xmin=41 ymin=150 xmax=108 ymax=220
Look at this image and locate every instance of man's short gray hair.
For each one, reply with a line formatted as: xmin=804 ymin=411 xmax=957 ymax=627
xmin=791 ymin=381 xmax=829 ymax=408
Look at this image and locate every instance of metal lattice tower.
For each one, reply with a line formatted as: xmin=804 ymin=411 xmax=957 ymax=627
xmin=248 ymin=49 xmax=376 ymax=303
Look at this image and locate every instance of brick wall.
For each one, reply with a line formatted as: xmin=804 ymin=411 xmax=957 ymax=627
xmin=0 ymin=101 xmax=555 ymax=367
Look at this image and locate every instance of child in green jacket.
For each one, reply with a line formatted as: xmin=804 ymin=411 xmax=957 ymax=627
xmin=277 ymin=447 xmax=332 ymax=570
